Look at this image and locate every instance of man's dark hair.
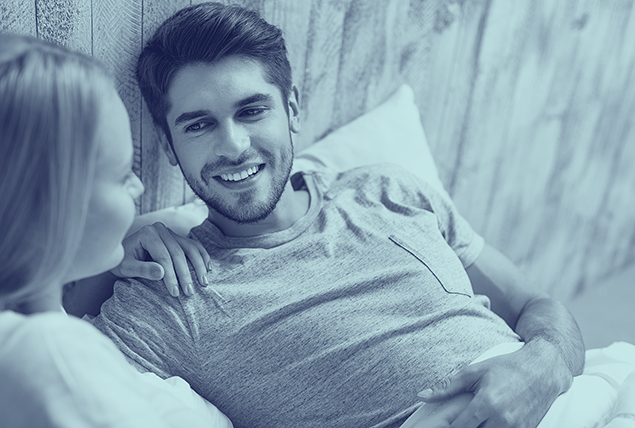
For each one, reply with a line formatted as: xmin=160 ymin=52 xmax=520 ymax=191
xmin=136 ymin=2 xmax=293 ymax=143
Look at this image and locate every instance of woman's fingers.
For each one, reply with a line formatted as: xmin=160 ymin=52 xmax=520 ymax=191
xmin=114 ymin=258 xmax=165 ymax=281
xmin=115 ymin=222 xmax=211 ymax=297
xmin=137 ymin=224 xmax=182 ymax=296
xmin=173 ymin=233 xmax=210 ymax=288
xmin=151 ymin=222 xmax=195 ymax=296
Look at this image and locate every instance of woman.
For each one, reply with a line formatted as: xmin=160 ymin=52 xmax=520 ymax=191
xmin=0 ymin=34 xmax=232 ymax=427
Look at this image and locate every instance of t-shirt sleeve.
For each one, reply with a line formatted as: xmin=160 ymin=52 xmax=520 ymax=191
xmin=417 ymin=179 xmax=484 ymax=268
xmin=91 ymin=278 xmax=198 ymax=381
xmin=359 ymin=164 xmax=484 ymax=268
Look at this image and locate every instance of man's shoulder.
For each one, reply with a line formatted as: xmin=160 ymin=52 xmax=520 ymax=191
xmin=93 ymin=276 xmax=179 ymax=328
xmin=89 ymin=276 xmax=190 ymax=376
xmin=110 ymin=276 xmax=170 ymax=303
xmin=316 ymin=162 xmax=439 ymax=199
xmin=339 ymin=162 xmax=411 ymax=176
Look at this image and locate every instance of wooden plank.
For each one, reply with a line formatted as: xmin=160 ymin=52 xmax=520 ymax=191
xmin=92 ymin=0 xmax=144 ymax=212
xmin=294 ymin=0 xmax=424 ymax=151
xmin=362 ymin=0 xmax=412 ymax=110
xmin=35 ymin=0 xmax=91 ymax=54
xmin=258 ymin=0 xmax=313 ymax=150
xmin=138 ymin=0 xmax=191 ymax=213
xmin=446 ymin=0 xmax=635 ymax=297
xmin=518 ymin=0 xmax=635 ymax=298
xmin=574 ymin=0 xmax=635 ymax=292
xmin=14 ymin=0 xmax=633 ymax=299
xmin=406 ymin=0 xmax=491 ymax=192
xmin=331 ymin=0 xmax=403 ymax=130
xmin=0 ymin=0 xmax=36 ymax=35
xmin=454 ymin=0 xmax=590 ymax=296
xmin=292 ymin=0 xmax=353 ymax=149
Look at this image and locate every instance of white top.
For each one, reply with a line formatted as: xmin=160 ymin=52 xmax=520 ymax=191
xmin=0 ymin=310 xmax=232 ymax=428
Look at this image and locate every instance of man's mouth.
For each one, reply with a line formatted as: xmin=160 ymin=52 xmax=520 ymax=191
xmin=217 ymin=164 xmax=262 ymax=182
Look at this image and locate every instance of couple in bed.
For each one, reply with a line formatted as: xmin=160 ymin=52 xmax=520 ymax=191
xmin=0 ymin=2 xmax=586 ymax=427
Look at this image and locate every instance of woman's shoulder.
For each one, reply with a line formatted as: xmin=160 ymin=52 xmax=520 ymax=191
xmin=0 ymin=312 xmax=233 ymax=428
xmin=0 ymin=310 xmax=96 ymax=344
xmin=0 ymin=311 xmax=130 ymax=424
xmin=0 ymin=312 xmax=95 ymax=422
xmin=0 ymin=310 xmax=116 ymax=378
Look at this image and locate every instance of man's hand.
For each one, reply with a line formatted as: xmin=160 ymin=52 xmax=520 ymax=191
xmin=415 ymin=242 xmax=584 ymax=428
xmin=112 ymin=222 xmax=211 ymax=297
xmin=418 ymin=338 xmax=572 ymax=427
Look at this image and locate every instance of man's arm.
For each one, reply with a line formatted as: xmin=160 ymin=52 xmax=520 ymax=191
xmin=467 ymin=243 xmax=584 ymax=377
xmin=419 ymin=242 xmax=585 ymax=428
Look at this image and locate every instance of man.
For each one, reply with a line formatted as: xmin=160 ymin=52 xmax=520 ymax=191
xmin=92 ymin=3 xmax=584 ymax=427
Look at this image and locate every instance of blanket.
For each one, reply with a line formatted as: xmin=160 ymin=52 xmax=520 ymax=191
xmin=402 ymin=342 xmax=635 ymax=427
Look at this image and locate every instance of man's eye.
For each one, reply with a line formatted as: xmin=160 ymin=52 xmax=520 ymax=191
xmin=185 ymin=121 xmax=209 ymax=133
xmin=241 ymin=108 xmax=266 ymax=118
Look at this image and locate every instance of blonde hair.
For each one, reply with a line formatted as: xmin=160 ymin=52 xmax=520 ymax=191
xmin=0 ymin=34 xmax=115 ymax=310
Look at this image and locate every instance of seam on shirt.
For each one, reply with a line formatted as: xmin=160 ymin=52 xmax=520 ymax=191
xmin=457 ymin=233 xmax=485 ymax=269
xmin=388 ymin=235 xmax=471 ymax=298
xmin=405 ymin=169 xmax=483 ymax=269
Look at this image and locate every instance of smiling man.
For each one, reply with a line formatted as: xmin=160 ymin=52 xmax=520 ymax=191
xmin=162 ymin=56 xmax=307 ymax=236
xmin=92 ymin=3 xmax=585 ymax=428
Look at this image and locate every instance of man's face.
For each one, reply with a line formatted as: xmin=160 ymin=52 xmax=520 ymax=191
xmin=164 ymin=56 xmax=299 ymax=224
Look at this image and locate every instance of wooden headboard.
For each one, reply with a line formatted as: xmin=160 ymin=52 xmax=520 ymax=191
xmin=2 ymin=0 xmax=635 ymax=299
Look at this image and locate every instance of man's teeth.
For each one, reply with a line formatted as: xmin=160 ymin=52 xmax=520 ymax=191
xmin=220 ymin=166 xmax=259 ymax=182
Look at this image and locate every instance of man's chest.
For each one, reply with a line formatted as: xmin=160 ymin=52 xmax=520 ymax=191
xmin=197 ymin=204 xmax=474 ymax=346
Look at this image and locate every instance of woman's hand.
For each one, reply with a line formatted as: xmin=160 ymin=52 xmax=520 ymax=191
xmin=111 ymin=222 xmax=211 ymax=297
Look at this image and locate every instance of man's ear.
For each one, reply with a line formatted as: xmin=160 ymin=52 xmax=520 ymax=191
xmin=156 ymin=126 xmax=179 ymax=166
xmin=288 ymin=85 xmax=301 ymax=133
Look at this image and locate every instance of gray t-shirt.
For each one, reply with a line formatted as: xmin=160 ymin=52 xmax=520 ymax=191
xmin=93 ymin=164 xmax=521 ymax=428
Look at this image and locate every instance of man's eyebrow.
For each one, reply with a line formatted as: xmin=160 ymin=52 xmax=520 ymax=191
xmin=233 ymin=93 xmax=273 ymax=109
xmin=174 ymin=110 xmax=211 ymax=127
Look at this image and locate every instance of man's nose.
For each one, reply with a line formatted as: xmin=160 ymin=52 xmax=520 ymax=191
xmin=213 ymin=121 xmax=250 ymax=159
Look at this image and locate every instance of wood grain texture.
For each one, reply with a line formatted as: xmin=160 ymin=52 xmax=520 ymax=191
xmin=91 ymin=0 xmax=144 ymax=212
xmin=254 ymin=0 xmax=314 ymax=149
xmin=139 ymin=0 xmax=191 ymax=213
xmin=292 ymin=0 xmax=353 ymax=149
xmin=4 ymin=0 xmax=635 ymax=299
xmin=35 ymin=0 xmax=91 ymax=54
xmin=0 ymin=0 xmax=36 ymax=35
xmin=442 ymin=0 xmax=635 ymax=298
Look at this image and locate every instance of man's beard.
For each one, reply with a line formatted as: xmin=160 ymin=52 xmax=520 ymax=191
xmin=184 ymin=144 xmax=294 ymax=224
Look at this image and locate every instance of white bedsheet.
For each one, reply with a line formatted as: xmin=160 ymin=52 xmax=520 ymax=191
xmin=402 ymin=342 xmax=635 ymax=428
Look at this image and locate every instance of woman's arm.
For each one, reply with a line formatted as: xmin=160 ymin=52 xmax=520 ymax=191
xmin=63 ymin=222 xmax=211 ymax=317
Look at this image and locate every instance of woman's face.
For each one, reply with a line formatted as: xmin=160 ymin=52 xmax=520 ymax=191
xmin=66 ymin=91 xmax=144 ymax=282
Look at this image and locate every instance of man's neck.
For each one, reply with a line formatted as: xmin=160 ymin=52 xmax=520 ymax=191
xmin=208 ymin=181 xmax=310 ymax=237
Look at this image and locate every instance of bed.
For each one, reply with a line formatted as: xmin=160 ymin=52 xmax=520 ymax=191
xmin=4 ymin=0 xmax=633 ymax=425
xmin=131 ymin=83 xmax=635 ymax=427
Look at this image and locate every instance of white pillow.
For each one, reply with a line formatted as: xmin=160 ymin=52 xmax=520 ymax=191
xmin=130 ymin=84 xmax=445 ymax=236
xmin=292 ymin=83 xmax=445 ymax=194
xmin=128 ymin=198 xmax=208 ymax=237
